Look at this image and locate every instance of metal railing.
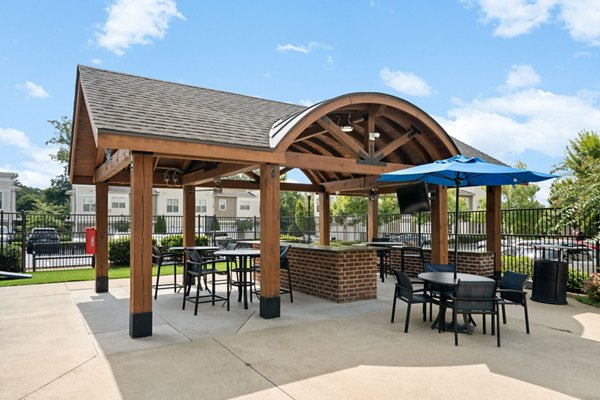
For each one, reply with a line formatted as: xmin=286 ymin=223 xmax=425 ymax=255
xmin=1 ymin=209 xmax=598 ymax=288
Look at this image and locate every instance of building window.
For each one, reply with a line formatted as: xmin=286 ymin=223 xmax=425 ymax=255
xmin=83 ymin=197 xmax=96 ymax=212
xmin=111 ymin=196 xmax=126 ymax=209
xmin=239 ymin=200 xmax=250 ymax=211
xmin=196 ymin=199 xmax=207 ymax=213
xmin=218 ymin=199 xmax=226 ymax=211
xmin=167 ymin=198 xmax=179 ymax=213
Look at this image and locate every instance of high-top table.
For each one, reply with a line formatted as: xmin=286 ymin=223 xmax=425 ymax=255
xmin=213 ymin=248 xmax=261 ymax=309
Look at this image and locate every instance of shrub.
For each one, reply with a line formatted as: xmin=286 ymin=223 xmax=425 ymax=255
xmin=155 ymin=215 xmax=167 ymax=234
xmin=0 ymin=244 xmax=22 ymax=272
xmin=569 ymin=270 xmax=589 ymax=290
xmin=501 ymin=255 xmax=533 ymax=278
xmin=109 ymin=238 xmax=130 ymax=265
xmin=160 ymin=234 xmax=209 ymax=248
xmin=583 ymin=273 xmax=600 ymax=302
xmin=280 ymin=234 xmax=301 ymax=243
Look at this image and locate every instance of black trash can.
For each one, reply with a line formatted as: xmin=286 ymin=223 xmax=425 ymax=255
xmin=531 ymin=259 xmax=568 ymax=305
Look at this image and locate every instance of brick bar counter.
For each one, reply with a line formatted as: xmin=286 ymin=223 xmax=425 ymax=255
xmin=389 ymin=247 xmax=495 ymax=277
xmin=286 ymin=244 xmax=378 ymax=303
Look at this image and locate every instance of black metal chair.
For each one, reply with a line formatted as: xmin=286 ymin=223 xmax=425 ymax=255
xmin=208 ymin=242 xmax=238 ymax=291
xmin=391 ymin=270 xmax=431 ymax=333
xmin=252 ymin=245 xmax=294 ymax=302
xmin=497 ymin=271 xmax=530 ymax=334
xmin=372 ymin=237 xmax=391 ymax=282
xmin=152 ymin=245 xmax=182 ymax=299
xmin=446 ymin=280 xmax=500 ymax=347
xmin=424 ymin=263 xmax=456 ymax=320
xmin=182 ymin=248 xmax=229 ymax=314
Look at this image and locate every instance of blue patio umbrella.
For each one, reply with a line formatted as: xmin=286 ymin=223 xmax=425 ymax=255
xmin=378 ymin=155 xmax=557 ymax=276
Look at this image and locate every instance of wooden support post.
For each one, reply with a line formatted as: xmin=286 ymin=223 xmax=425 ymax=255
xmin=431 ymin=185 xmax=449 ymax=264
xmin=183 ymin=185 xmax=195 ymax=247
xmin=319 ymin=192 xmax=330 ymax=246
xmin=129 ymin=152 xmax=154 ymax=338
xmin=367 ymin=195 xmax=378 ymax=241
xmin=95 ymin=182 xmax=109 ymax=293
xmin=486 ymin=185 xmax=502 ymax=274
xmin=259 ymin=164 xmax=281 ymax=319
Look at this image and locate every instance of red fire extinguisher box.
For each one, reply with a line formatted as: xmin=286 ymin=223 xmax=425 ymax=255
xmin=85 ymin=227 xmax=97 ymax=254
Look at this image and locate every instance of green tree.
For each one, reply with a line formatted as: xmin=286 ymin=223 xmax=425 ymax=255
xmin=550 ymin=131 xmax=600 ymax=236
xmin=379 ymin=194 xmax=400 ymax=225
xmin=155 ymin=215 xmax=167 ymax=234
xmin=331 ymin=195 xmax=367 ymax=225
xmin=44 ymin=117 xmax=73 ymax=213
xmin=294 ymin=198 xmax=306 ymax=229
xmin=502 ymin=161 xmax=543 ymax=209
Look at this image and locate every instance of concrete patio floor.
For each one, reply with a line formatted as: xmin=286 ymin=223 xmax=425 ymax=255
xmin=1 ymin=276 xmax=600 ymax=400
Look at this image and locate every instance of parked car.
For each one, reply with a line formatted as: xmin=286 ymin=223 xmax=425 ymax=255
xmin=0 ymin=226 xmax=13 ymax=245
xmin=26 ymin=227 xmax=60 ymax=253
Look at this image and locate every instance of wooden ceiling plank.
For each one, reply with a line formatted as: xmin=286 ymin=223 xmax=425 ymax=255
xmin=94 ymin=149 xmax=131 ymax=183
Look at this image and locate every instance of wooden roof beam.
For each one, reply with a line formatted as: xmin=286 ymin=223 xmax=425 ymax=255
xmin=321 ymin=176 xmax=380 ymax=193
xmin=374 ymin=125 xmax=420 ymax=161
xmin=317 ymin=117 xmax=368 ymax=160
xmin=94 ymin=149 xmax=131 ymax=183
xmin=182 ymin=163 xmax=257 ymax=186
xmin=284 ymin=152 xmax=411 ymax=175
xmin=196 ymin=180 xmax=323 ymax=193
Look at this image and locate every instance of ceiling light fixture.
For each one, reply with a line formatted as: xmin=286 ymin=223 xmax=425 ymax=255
xmin=340 ymin=113 xmax=353 ymax=132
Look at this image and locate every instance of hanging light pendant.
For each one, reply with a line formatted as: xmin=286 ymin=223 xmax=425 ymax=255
xmin=340 ymin=113 xmax=353 ymax=132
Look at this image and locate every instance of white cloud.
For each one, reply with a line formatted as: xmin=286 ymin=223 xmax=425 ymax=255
xmin=276 ymin=41 xmax=332 ymax=54
xmin=559 ymin=0 xmax=600 ymax=46
xmin=96 ymin=0 xmax=185 ymax=56
xmin=91 ymin=58 xmax=102 ymax=65
xmin=261 ymin=72 xmax=271 ymax=78
xmin=573 ymin=51 xmax=593 ymax=59
xmin=0 ymin=128 xmax=62 ymax=188
xmin=503 ymin=64 xmax=541 ymax=90
xmin=435 ymin=74 xmax=600 ymax=163
xmin=465 ymin=0 xmax=600 ymax=45
xmin=17 ymin=81 xmax=49 ymax=99
xmin=297 ymin=99 xmax=315 ymax=107
xmin=380 ymin=68 xmax=432 ymax=97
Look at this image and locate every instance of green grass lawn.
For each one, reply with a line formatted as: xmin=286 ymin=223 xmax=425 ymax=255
xmin=0 ymin=262 xmax=229 ymax=287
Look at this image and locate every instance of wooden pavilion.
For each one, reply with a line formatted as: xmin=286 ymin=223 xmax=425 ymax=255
xmin=69 ymin=66 xmax=502 ymax=338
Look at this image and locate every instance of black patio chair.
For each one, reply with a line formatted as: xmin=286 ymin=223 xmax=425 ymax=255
xmin=391 ymin=270 xmax=432 ymax=333
xmin=446 ymin=280 xmax=500 ymax=347
xmin=424 ymin=263 xmax=456 ymax=320
xmin=252 ymin=245 xmax=294 ymax=302
xmin=182 ymin=248 xmax=229 ymax=314
xmin=152 ymin=245 xmax=182 ymax=299
xmin=497 ymin=271 xmax=530 ymax=334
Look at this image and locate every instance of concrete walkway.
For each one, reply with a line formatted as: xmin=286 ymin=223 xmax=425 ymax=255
xmin=1 ymin=277 xmax=600 ymax=400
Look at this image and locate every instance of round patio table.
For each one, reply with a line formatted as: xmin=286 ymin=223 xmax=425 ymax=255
xmin=213 ymin=249 xmax=260 ymax=310
xmin=418 ymin=272 xmax=494 ymax=332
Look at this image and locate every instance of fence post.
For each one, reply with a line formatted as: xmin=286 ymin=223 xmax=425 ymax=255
xmin=253 ymin=216 xmax=257 ymax=240
xmin=21 ymin=210 xmax=26 ymax=273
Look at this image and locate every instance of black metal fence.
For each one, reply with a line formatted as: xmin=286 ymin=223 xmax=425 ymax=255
xmin=1 ymin=209 xmax=598 ymax=288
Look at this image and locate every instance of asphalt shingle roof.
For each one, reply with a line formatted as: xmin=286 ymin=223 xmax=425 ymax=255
xmin=78 ymin=66 xmax=303 ymax=149
xmin=77 ymin=66 xmax=503 ymax=164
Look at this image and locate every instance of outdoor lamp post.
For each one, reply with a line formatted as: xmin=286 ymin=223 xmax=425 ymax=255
xmin=307 ymin=194 xmax=311 ymax=244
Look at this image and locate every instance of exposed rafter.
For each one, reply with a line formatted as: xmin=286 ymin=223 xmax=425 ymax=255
xmin=317 ymin=116 xmax=368 ymax=160
xmin=94 ymin=149 xmax=131 ymax=183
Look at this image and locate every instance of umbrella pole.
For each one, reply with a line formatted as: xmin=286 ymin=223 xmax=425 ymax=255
xmin=454 ymin=181 xmax=460 ymax=279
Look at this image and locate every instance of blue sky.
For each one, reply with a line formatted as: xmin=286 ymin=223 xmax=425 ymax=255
xmin=2 ymin=0 xmax=600 ymax=203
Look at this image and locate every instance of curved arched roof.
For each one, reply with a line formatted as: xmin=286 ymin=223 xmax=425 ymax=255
xmin=70 ymin=66 xmax=501 ymax=194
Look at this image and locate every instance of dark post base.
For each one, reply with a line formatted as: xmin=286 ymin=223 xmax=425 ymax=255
xmin=95 ymin=276 xmax=108 ymax=293
xmin=259 ymin=296 xmax=281 ymax=319
xmin=129 ymin=312 xmax=153 ymax=338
